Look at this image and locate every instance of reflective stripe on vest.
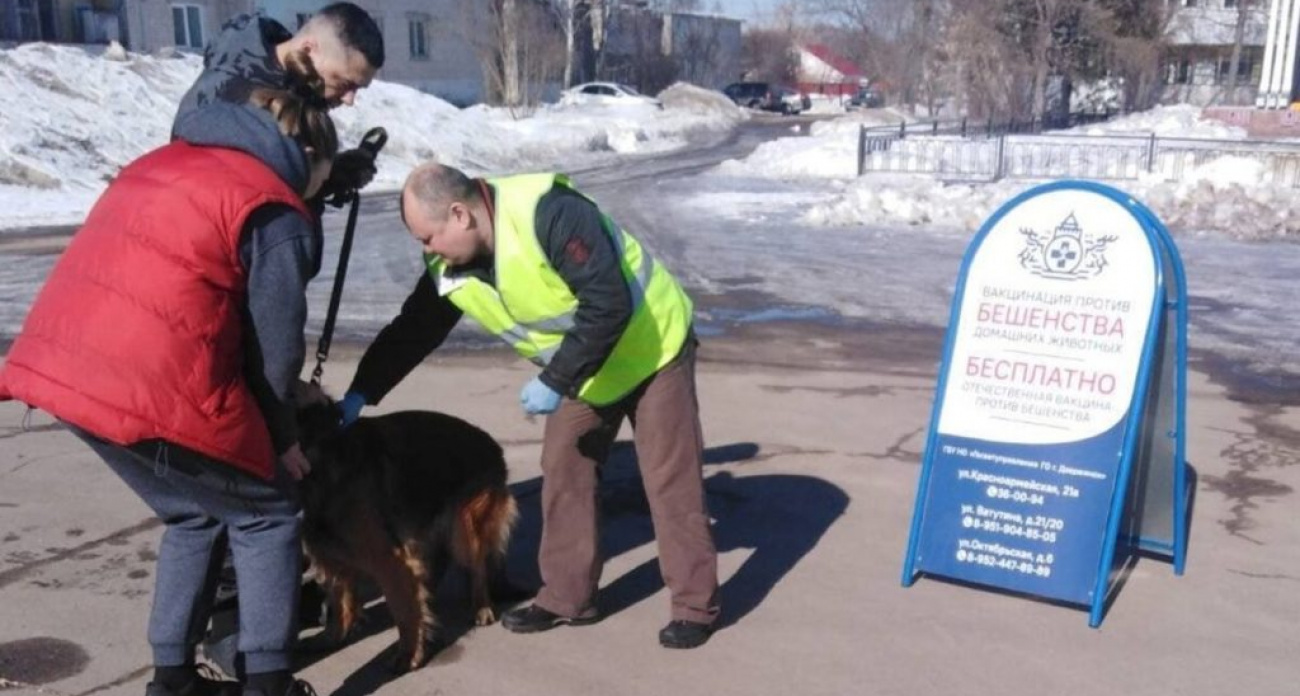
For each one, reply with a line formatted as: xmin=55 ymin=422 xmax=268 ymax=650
xmin=427 ymin=173 xmax=692 ymax=404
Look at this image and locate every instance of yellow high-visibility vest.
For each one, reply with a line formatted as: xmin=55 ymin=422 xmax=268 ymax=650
xmin=426 ymin=173 xmax=693 ymax=405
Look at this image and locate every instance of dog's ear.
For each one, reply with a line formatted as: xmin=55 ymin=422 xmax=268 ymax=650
xmin=296 ymin=399 xmax=344 ymax=450
xmin=292 ymin=380 xmax=334 ymax=408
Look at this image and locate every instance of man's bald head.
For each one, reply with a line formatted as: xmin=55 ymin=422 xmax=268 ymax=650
xmin=400 ymin=162 xmax=492 ymax=266
xmin=402 ymin=162 xmax=480 ymax=224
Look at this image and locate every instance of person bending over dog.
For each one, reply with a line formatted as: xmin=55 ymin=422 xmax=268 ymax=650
xmin=0 ymin=56 xmax=340 ymax=696
xmin=338 ymin=163 xmax=721 ymax=649
xmin=170 ymin=2 xmax=384 ymax=676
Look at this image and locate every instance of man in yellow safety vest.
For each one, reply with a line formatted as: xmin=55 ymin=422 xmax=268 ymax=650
xmin=340 ymin=162 xmax=719 ymax=649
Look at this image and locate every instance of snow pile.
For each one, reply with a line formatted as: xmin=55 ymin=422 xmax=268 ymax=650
xmin=0 ymin=43 xmax=742 ymax=231
xmin=715 ymin=103 xmax=1298 ymax=238
xmin=657 ymin=82 xmax=747 ymax=123
xmin=714 ymin=108 xmax=909 ymax=180
xmin=805 ymin=94 xmax=849 ymax=115
xmin=1069 ymin=103 xmax=1249 ymax=139
xmin=0 ymin=43 xmax=201 ymax=226
xmin=807 ymin=167 xmax=1300 ymax=240
xmin=805 ymin=176 xmax=1025 ymax=229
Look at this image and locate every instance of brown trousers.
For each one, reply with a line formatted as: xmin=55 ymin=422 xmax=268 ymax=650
xmin=533 ymin=340 xmax=720 ymax=625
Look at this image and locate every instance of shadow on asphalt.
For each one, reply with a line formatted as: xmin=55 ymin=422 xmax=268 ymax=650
xmin=303 ymin=441 xmax=850 ymax=695
xmin=504 ymin=440 xmax=851 ymax=629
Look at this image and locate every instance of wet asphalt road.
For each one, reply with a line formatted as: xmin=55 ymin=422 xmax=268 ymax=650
xmin=3 ymin=113 xmax=1299 ymax=406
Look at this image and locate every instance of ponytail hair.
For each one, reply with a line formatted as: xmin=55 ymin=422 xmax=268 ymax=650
xmin=249 ymin=49 xmax=339 ymax=168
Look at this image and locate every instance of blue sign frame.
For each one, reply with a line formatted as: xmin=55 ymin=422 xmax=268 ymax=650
xmin=901 ymin=180 xmax=1189 ymax=627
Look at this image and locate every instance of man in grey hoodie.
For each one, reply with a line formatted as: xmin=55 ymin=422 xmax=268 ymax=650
xmin=175 ymin=2 xmax=384 ymax=200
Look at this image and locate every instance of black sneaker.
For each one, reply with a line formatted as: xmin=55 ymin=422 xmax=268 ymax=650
xmin=242 ymin=678 xmax=318 ymax=696
xmin=500 ymin=604 xmax=601 ymax=634
xmin=658 ymin=620 xmax=713 ymax=649
xmin=143 ymin=670 xmax=241 ymax=696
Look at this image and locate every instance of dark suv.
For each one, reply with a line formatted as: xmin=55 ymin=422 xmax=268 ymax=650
xmin=848 ymin=86 xmax=885 ymax=109
xmin=723 ymin=82 xmax=809 ymax=114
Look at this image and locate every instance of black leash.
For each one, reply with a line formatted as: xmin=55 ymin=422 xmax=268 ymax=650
xmin=311 ymin=126 xmax=388 ymax=386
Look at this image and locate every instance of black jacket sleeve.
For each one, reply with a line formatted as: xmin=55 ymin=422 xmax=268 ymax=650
xmin=348 ymin=272 xmax=463 ymax=404
xmin=239 ymin=203 xmax=319 ymax=454
xmin=534 ymin=188 xmax=633 ymax=396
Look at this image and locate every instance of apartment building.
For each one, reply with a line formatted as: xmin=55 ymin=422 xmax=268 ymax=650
xmin=1163 ymin=0 xmax=1267 ymax=106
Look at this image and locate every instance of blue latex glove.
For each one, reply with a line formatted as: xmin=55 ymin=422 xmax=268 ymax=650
xmin=520 ymin=376 xmax=562 ymax=415
xmin=338 ymin=391 xmax=366 ymax=428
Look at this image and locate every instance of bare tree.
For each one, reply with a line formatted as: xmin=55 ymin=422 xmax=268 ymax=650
xmin=809 ymin=0 xmax=942 ymax=112
xmin=740 ymin=28 xmax=799 ymax=83
xmin=806 ymin=0 xmax=1177 ymax=120
xmin=945 ymin=0 xmax=1024 ymax=118
xmin=997 ymin=0 xmax=1110 ymax=122
xmin=556 ymin=0 xmax=579 ymax=88
xmin=463 ymin=0 xmax=565 ymax=112
xmin=1095 ymin=0 xmax=1173 ymax=110
xmin=1225 ymin=0 xmax=1265 ymax=97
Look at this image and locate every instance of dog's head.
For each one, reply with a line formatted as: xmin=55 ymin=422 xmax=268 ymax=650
xmin=291 ymin=380 xmax=343 ymax=452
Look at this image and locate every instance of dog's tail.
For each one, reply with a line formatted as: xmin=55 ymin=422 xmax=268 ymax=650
xmin=454 ymin=486 xmax=518 ymax=624
xmin=453 ymin=486 xmax=518 ymax=571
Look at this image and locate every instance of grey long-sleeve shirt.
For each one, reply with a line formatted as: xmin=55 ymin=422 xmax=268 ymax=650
xmin=173 ymin=103 xmax=321 ymax=453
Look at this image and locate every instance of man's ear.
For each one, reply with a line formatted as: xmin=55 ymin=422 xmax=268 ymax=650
xmin=450 ymin=201 xmax=470 ymax=226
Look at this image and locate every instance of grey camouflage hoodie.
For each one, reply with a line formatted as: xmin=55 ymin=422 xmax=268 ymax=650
xmin=174 ymin=14 xmax=292 ymax=131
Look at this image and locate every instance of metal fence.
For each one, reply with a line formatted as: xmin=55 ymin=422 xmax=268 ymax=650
xmin=862 ymin=112 xmax=1119 ymax=141
xmin=857 ymin=127 xmax=1300 ymax=187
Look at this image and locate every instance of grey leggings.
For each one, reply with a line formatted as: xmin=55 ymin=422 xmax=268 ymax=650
xmin=72 ymin=428 xmax=302 ymax=674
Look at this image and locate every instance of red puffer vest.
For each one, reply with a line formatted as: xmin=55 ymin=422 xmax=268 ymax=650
xmin=0 ymin=141 xmax=311 ymax=480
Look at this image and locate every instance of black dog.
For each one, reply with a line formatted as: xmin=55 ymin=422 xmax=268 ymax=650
xmin=294 ymin=385 xmax=517 ymax=672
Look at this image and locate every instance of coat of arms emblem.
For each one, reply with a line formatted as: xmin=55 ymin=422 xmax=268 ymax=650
xmin=1018 ymin=213 xmax=1117 ymax=280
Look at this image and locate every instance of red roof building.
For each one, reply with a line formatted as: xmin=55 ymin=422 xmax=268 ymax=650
xmin=796 ymin=43 xmax=867 ymax=96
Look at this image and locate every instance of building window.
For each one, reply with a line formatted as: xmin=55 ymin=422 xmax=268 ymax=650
xmin=16 ymin=0 xmax=41 ymax=41
xmin=171 ymin=4 xmax=203 ymax=49
xmin=296 ymin=13 xmax=313 ymax=29
xmin=1216 ymin=49 xmax=1260 ymax=84
xmin=408 ymin=18 xmax=428 ymax=59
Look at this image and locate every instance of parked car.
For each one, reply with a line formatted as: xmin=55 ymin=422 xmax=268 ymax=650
xmin=723 ymin=81 xmax=809 ymax=114
xmin=776 ymin=86 xmax=812 ymax=114
xmin=560 ymin=81 xmax=662 ymax=109
xmin=848 ymin=86 xmax=885 ymax=109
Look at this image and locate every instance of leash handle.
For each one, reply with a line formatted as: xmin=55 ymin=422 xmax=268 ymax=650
xmin=359 ymin=127 xmax=388 ymax=156
xmin=311 ymin=126 xmax=388 ymax=386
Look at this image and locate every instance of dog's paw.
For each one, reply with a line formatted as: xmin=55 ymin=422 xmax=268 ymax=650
xmin=474 ymin=606 xmax=498 ymax=626
xmin=387 ymin=649 xmax=414 ymax=675
xmin=388 ymin=644 xmax=430 ymax=674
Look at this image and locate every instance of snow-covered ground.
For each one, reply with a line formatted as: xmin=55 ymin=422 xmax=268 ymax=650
xmin=4 ymin=43 xmax=1288 ymax=241
xmin=712 ymin=103 xmax=1300 ymax=240
xmin=0 ymin=43 xmax=745 ymax=231
xmin=3 ymin=43 xmax=1299 ymax=383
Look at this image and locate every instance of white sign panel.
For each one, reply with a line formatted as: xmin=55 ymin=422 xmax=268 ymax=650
xmin=937 ymin=189 xmax=1158 ymax=445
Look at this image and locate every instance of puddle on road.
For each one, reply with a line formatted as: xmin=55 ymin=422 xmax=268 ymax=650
xmin=697 ymin=304 xmax=841 ymax=334
xmin=0 ymin=636 xmax=89 ymax=684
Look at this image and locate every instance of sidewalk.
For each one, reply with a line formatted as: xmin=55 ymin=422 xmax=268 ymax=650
xmin=1 ymin=334 xmax=1296 ymax=696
